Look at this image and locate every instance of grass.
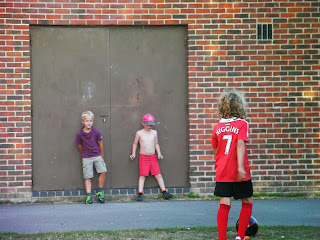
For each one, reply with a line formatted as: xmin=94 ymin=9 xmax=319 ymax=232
xmin=1 ymin=226 xmax=320 ymax=240
xmin=252 ymin=192 xmax=308 ymax=198
xmin=186 ymin=192 xmax=201 ymax=198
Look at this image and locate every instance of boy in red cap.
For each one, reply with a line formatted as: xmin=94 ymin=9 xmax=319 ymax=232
xmin=130 ymin=114 xmax=173 ymax=201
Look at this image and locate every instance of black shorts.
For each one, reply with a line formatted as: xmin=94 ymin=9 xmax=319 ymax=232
xmin=214 ymin=180 xmax=253 ymax=200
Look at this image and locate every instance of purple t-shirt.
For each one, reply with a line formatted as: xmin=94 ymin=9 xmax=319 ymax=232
xmin=76 ymin=127 xmax=103 ymax=158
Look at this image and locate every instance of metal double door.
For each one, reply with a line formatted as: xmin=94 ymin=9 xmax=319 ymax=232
xmin=31 ymin=26 xmax=188 ymax=190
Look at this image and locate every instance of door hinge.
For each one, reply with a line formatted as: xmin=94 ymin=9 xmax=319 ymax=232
xmin=184 ymin=34 xmax=188 ymax=46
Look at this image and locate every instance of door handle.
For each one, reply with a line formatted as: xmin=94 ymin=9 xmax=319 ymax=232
xmin=100 ymin=114 xmax=109 ymax=123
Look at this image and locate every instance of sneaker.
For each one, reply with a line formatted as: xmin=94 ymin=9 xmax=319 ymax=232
xmin=136 ymin=194 xmax=143 ymax=201
xmin=86 ymin=196 xmax=92 ymax=205
xmin=235 ymin=237 xmax=247 ymax=240
xmin=96 ymin=191 xmax=105 ymax=203
xmin=163 ymin=191 xmax=173 ymax=200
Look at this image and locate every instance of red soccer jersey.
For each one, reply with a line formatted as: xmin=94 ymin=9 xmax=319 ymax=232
xmin=212 ymin=118 xmax=251 ymax=182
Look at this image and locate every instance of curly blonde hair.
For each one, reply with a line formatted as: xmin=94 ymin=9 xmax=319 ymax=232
xmin=218 ymin=90 xmax=247 ymax=119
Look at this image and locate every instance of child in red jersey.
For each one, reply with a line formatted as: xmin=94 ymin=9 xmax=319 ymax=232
xmin=212 ymin=90 xmax=253 ymax=240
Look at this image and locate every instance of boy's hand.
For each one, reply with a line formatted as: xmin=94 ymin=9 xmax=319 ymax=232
xmin=237 ymin=167 xmax=246 ymax=181
xmin=130 ymin=154 xmax=135 ymax=160
xmin=158 ymin=154 xmax=163 ymax=159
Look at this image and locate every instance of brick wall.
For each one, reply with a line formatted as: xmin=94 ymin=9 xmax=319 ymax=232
xmin=0 ymin=0 xmax=319 ymax=201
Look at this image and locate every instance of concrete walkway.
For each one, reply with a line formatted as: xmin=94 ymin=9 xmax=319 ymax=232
xmin=0 ymin=198 xmax=319 ymax=234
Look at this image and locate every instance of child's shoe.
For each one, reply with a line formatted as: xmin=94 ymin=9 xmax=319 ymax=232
xmin=86 ymin=196 xmax=93 ymax=205
xmin=163 ymin=191 xmax=173 ymax=200
xmin=235 ymin=237 xmax=243 ymax=240
xmin=96 ymin=191 xmax=105 ymax=203
xmin=235 ymin=237 xmax=249 ymax=240
xmin=136 ymin=194 xmax=143 ymax=201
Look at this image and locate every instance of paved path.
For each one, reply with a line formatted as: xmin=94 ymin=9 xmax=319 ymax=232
xmin=0 ymin=199 xmax=319 ymax=233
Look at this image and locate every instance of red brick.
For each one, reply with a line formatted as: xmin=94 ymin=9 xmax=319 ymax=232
xmin=149 ymin=20 xmax=164 ymax=25
xmin=126 ymin=4 xmax=141 ymax=8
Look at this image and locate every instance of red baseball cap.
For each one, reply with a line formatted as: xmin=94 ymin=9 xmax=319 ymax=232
xmin=142 ymin=114 xmax=155 ymax=125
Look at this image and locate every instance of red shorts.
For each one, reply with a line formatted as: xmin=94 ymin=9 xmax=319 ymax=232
xmin=139 ymin=154 xmax=161 ymax=176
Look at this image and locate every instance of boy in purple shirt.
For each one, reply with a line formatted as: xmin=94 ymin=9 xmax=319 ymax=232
xmin=76 ymin=111 xmax=107 ymax=204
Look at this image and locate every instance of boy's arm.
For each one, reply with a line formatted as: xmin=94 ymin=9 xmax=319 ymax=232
xmin=155 ymin=132 xmax=163 ymax=159
xmin=237 ymin=139 xmax=246 ymax=181
xmin=130 ymin=132 xmax=139 ymax=160
xmin=98 ymin=140 xmax=104 ymax=160
xmin=212 ymin=148 xmax=217 ymax=159
xmin=77 ymin=144 xmax=82 ymax=153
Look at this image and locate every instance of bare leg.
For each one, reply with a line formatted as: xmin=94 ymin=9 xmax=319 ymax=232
xmin=138 ymin=176 xmax=146 ymax=193
xmin=85 ymin=178 xmax=92 ymax=194
xmin=220 ymin=197 xmax=232 ymax=206
xmin=98 ymin=172 xmax=107 ymax=188
xmin=154 ymin=174 xmax=166 ymax=191
xmin=241 ymin=197 xmax=253 ymax=204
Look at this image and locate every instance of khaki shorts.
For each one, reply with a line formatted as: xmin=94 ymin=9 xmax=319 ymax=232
xmin=82 ymin=156 xmax=107 ymax=179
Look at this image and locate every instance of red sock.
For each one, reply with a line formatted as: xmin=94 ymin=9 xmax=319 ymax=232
xmin=217 ymin=204 xmax=230 ymax=240
xmin=237 ymin=203 xmax=253 ymax=239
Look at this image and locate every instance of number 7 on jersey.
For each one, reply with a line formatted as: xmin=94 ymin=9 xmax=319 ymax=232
xmin=222 ymin=135 xmax=232 ymax=154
